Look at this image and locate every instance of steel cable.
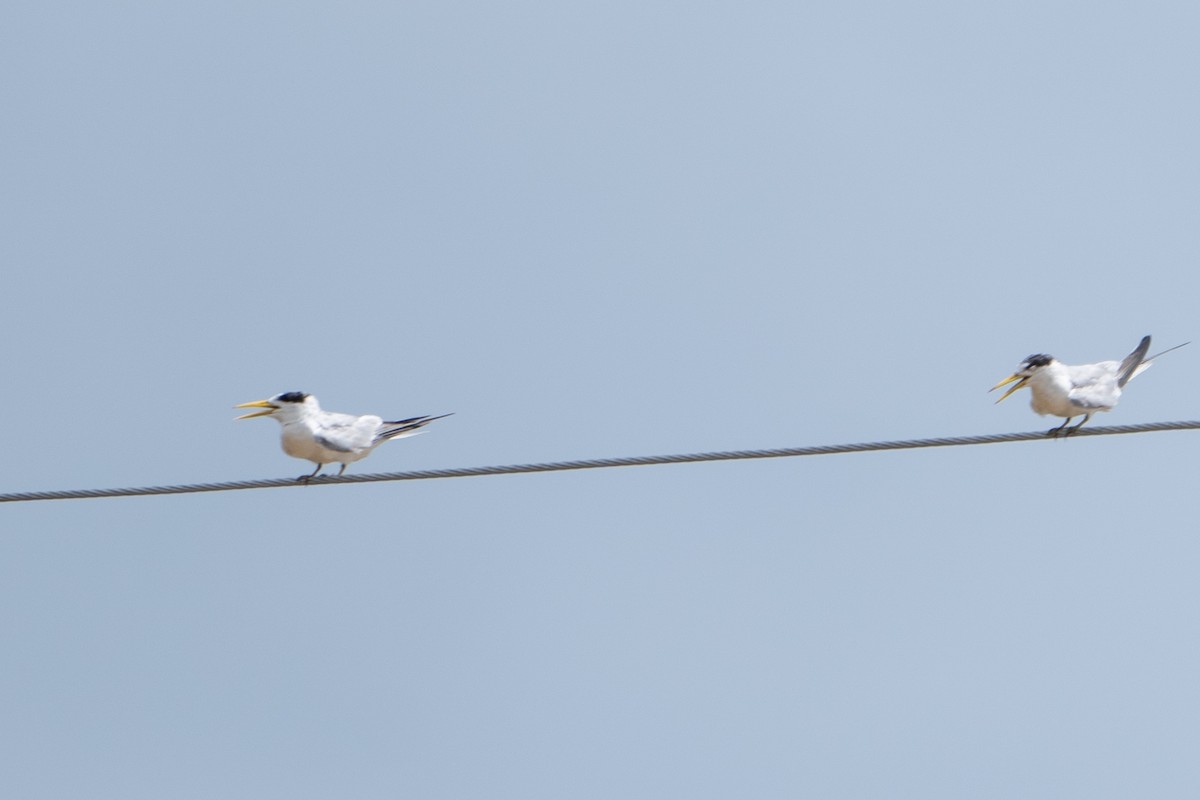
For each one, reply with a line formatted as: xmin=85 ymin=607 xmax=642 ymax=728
xmin=2 ymin=419 xmax=1197 ymax=504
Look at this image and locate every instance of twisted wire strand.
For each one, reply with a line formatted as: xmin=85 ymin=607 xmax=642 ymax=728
xmin=2 ymin=419 xmax=1197 ymax=504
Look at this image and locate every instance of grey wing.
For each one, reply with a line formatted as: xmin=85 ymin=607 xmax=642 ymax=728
xmin=1116 ymin=335 xmax=1151 ymax=387
xmin=1066 ymin=363 xmax=1121 ymax=409
xmin=313 ymin=415 xmax=377 ymax=453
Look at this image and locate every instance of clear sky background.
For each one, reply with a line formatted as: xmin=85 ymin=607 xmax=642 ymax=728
xmin=3 ymin=2 xmax=1200 ymax=797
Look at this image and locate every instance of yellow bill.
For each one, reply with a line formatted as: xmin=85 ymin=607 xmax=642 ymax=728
xmin=234 ymin=399 xmax=277 ymax=420
xmin=989 ymin=374 xmax=1028 ymax=404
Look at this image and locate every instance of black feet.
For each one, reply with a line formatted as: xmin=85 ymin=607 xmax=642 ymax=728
xmin=1046 ymin=415 xmax=1090 ymax=438
xmin=297 ymin=464 xmax=326 ymax=483
xmin=1047 ymin=418 xmax=1072 ymax=438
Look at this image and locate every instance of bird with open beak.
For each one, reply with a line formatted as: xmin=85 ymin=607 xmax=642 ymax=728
xmin=236 ymin=391 xmax=451 ymax=480
xmin=990 ymin=335 xmax=1188 ymax=437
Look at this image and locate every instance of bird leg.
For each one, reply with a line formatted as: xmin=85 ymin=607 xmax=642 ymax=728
xmin=1066 ymin=414 xmax=1092 ymax=435
xmin=337 ymin=464 xmax=348 ymax=476
xmin=297 ymin=463 xmax=325 ymax=483
xmin=1047 ymin=417 xmax=1074 ymax=438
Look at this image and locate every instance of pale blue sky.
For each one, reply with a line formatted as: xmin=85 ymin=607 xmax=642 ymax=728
xmin=4 ymin=2 xmax=1200 ymax=797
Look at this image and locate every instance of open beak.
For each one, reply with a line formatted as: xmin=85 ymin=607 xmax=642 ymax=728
xmin=234 ymin=399 xmax=277 ymax=420
xmin=989 ymin=374 xmax=1028 ymax=404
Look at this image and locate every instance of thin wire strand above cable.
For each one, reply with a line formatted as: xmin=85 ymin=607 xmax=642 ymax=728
xmin=2 ymin=419 xmax=1198 ymax=504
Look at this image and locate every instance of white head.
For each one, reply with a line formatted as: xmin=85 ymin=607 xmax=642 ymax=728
xmin=234 ymin=391 xmax=319 ymax=424
xmin=990 ymin=353 xmax=1055 ymax=403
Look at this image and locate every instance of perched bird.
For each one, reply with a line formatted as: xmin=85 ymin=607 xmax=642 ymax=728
xmin=235 ymin=391 xmax=451 ymax=479
xmin=991 ymin=335 xmax=1187 ymax=436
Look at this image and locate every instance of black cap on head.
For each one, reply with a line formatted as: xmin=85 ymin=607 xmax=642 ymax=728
xmin=1022 ymin=354 xmax=1052 ymax=368
xmin=276 ymin=391 xmax=309 ymax=403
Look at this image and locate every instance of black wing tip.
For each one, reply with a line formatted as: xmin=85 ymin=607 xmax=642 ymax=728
xmin=383 ymin=412 xmax=453 ymax=426
xmin=1133 ymin=335 xmax=1152 ymax=361
xmin=1116 ymin=335 xmax=1153 ymax=387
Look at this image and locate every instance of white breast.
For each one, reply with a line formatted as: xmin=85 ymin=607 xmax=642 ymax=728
xmin=280 ymin=423 xmax=329 ymax=463
xmin=1027 ymin=366 xmax=1082 ymax=418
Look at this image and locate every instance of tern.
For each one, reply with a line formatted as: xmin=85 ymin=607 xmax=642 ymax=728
xmin=991 ymin=335 xmax=1187 ymax=436
xmin=236 ymin=391 xmax=451 ymax=479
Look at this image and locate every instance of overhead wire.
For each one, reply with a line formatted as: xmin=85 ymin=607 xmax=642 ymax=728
xmin=1 ymin=419 xmax=1198 ymax=504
